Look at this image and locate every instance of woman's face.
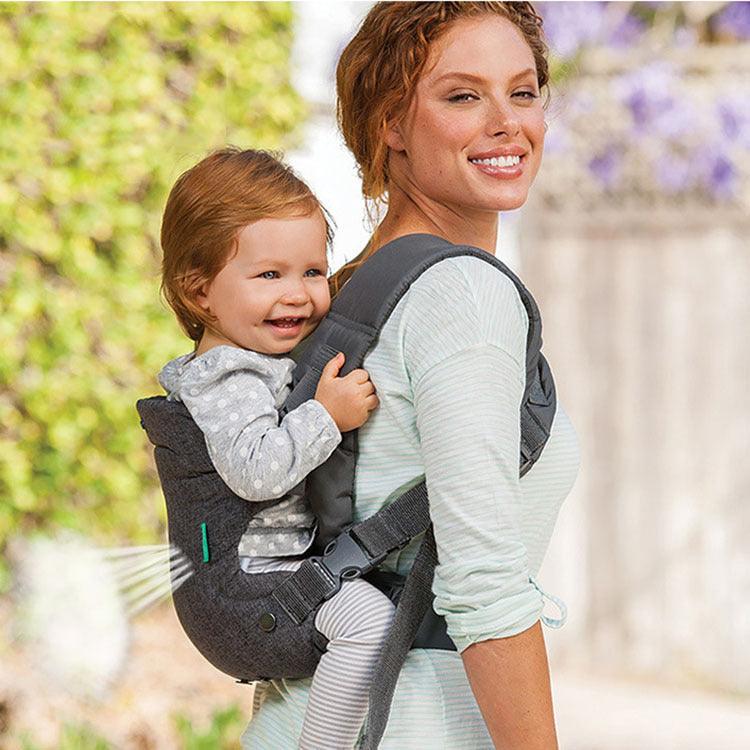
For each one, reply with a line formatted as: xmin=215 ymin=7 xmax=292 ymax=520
xmin=387 ymin=15 xmax=546 ymax=216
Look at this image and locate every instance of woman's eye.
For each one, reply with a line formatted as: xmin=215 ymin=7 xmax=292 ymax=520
xmin=448 ymin=92 xmax=478 ymax=103
xmin=513 ymin=91 xmax=539 ymax=100
xmin=258 ymin=271 xmax=279 ymax=280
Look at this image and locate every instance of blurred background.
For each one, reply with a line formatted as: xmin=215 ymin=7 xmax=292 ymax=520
xmin=1 ymin=2 xmax=749 ymax=748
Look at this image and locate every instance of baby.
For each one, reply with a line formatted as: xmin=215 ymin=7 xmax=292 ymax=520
xmin=157 ymin=147 xmax=394 ymax=749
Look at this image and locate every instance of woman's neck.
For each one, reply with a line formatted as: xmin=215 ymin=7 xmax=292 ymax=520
xmin=374 ymin=181 xmax=499 ymax=254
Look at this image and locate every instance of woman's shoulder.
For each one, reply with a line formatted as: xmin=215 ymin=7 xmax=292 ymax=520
xmin=395 ymin=252 xmax=529 ymax=382
xmin=412 ymin=252 xmax=527 ymax=316
xmin=402 ymin=252 xmax=528 ymax=337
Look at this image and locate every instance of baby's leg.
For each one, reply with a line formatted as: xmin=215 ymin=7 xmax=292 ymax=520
xmin=299 ymin=579 xmax=395 ymax=750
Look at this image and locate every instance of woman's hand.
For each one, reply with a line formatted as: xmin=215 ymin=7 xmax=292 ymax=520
xmin=314 ymin=352 xmax=379 ymax=432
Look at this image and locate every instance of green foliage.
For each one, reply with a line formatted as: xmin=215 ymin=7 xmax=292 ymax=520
xmin=18 ymin=733 xmax=42 ymax=750
xmin=173 ymin=704 xmax=245 ymax=750
xmin=0 ymin=3 xmax=305 ymax=567
xmin=19 ymin=722 xmax=111 ymax=750
xmin=58 ymin=722 xmax=112 ymax=750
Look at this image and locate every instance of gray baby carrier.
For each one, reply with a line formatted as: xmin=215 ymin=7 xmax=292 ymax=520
xmin=136 ymin=233 xmax=556 ymax=748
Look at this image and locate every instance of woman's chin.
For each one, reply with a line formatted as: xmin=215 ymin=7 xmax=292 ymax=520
xmin=485 ymin=191 xmax=530 ymax=213
xmin=501 ymin=195 xmax=529 ymax=212
xmin=465 ymin=181 xmax=532 ymax=213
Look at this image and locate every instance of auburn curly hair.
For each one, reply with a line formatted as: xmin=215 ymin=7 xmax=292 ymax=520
xmin=331 ymin=1 xmax=549 ymax=296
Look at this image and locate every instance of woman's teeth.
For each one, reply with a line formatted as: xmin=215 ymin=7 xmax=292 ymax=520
xmin=470 ymin=155 xmax=521 ymax=167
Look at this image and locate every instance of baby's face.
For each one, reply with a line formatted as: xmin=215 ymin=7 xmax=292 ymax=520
xmin=197 ymin=212 xmax=330 ymax=355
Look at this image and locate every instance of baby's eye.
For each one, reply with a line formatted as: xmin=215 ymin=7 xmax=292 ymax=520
xmin=258 ymin=271 xmax=279 ymax=280
xmin=304 ymin=268 xmax=324 ymax=277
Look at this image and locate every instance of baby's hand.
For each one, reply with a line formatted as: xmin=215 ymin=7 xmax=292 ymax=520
xmin=314 ymin=352 xmax=379 ymax=433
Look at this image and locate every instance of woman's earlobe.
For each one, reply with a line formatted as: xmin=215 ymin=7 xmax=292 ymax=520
xmin=384 ymin=121 xmax=406 ymax=152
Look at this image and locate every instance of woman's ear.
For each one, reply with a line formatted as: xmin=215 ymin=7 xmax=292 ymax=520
xmin=384 ymin=119 xmax=406 ymax=152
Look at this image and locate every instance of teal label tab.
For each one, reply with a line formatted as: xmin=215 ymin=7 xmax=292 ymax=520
xmin=201 ymin=522 xmax=210 ymax=563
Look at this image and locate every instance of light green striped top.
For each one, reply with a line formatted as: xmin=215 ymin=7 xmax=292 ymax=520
xmin=242 ymin=254 xmax=580 ymax=749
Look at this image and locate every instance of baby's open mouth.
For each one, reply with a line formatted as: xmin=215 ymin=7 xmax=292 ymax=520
xmin=267 ymin=317 xmax=305 ymax=329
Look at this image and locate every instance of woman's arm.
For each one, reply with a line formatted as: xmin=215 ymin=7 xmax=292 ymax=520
xmin=413 ymin=345 xmax=557 ymax=749
xmin=404 ymin=257 xmax=556 ymax=747
xmin=462 ymin=621 xmax=558 ymax=749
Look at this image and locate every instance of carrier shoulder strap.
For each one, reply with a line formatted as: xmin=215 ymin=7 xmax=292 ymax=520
xmin=284 ymin=232 xmax=556 ymax=550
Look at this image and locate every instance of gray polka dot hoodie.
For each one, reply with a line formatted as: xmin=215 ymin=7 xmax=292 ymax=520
xmin=158 ymin=345 xmax=341 ymax=558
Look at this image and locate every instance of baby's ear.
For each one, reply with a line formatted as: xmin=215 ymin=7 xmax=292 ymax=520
xmin=185 ymin=270 xmax=211 ymax=311
xmin=195 ymin=284 xmax=211 ymax=311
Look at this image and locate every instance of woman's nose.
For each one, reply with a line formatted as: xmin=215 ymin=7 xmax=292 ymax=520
xmin=487 ymin=103 xmax=521 ymax=138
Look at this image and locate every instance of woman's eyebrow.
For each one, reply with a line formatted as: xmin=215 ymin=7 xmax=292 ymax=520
xmin=433 ymin=67 xmax=537 ymax=85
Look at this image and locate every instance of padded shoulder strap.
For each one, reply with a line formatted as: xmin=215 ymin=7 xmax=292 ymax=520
xmin=284 ymin=233 xmax=556 ymax=550
xmin=285 ymin=233 xmax=543 ymax=410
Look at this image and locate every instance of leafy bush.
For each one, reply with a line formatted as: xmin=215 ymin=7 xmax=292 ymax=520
xmin=19 ymin=721 xmax=111 ymax=750
xmin=0 ymin=2 xmax=306 ymax=580
xmin=174 ymin=704 xmax=245 ymax=750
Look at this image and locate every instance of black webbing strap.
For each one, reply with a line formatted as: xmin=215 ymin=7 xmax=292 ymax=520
xmin=353 ymin=481 xmax=430 ymax=559
xmin=270 ymin=559 xmax=340 ymax=625
xmin=360 ymin=526 xmax=439 ymax=750
xmin=272 ymin=482 xmax=431 ymax=625
xmin=270 ymin=481 xmax=438 ymax=750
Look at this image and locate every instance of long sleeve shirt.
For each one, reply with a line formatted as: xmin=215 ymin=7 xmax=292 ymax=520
xmin=242 ymin=254 xmax=581 ymax=748
xmin=158 ymin=346 xmax=341 ymax=557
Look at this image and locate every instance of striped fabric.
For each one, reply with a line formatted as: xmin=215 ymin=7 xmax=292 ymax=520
xmin=242 ymin=256 xmax=581 ymax=749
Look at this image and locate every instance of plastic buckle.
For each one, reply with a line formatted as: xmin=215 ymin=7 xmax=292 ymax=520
xmin=273 ymin=528 xmax=390 ymax=625
xmin=313 ymin=527 xmax=386 ymax=597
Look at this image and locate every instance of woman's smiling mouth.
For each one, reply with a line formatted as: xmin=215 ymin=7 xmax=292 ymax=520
xmin=468 ymin=153 xmax=525 ymax=178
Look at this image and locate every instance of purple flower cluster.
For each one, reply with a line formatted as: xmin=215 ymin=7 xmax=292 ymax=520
xmin=537 ymin=1 xmax=645 ymax=58
xmin=718 ymin=98 xmax=750 ymax=146
xmin=716 ymin=2 xmax=750 ymax=40
xmin=587 ymin=145 xmax=622 ymax=190
xmin=613 ymin=62 xmax=745 ymax=198
xmin=613 ymin=62 xmax=682 ymax=137
xmin=553 ymin=72 xmax=745 ymax=199
xmin=538 ymin=2 xmax=748 ymax=201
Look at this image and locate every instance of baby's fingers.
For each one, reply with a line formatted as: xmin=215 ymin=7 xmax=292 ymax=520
xmin=365 ymin=394 xmax=379 ymax=411
xmin=346 ymin=368 xmax=371 ymax=385
xmin=360 ymin=380 xmax=376 ymax=395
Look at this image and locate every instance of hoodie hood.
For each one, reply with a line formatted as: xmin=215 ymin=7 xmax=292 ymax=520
xmin=157 ymin=352 xmax=196 ymax=401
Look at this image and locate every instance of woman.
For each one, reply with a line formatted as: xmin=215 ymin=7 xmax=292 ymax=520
xmin=242 ymin=3 xmax=580 ymax=748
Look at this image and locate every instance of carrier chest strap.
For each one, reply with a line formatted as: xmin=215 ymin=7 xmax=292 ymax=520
xmin=272 ymin=482 xmax=431 ymax=625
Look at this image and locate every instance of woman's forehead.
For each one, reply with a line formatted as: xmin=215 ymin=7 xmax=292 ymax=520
xmin=421 ymin=15 xmax=536 ymax=86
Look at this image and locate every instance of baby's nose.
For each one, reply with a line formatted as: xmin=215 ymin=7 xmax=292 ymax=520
xmin=280 ymin=283 xmax=309 ymax=303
